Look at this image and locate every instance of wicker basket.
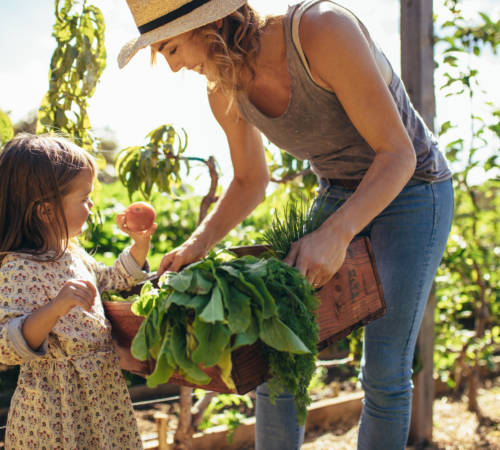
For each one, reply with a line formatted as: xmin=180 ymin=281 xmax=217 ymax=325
xmin=103 ymin=236 xmax=385 ymax=394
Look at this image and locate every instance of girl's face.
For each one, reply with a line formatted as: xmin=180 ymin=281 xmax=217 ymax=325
xmin=61 ymin=169 xmax=94 ymax=239
xmin=152 ymin=30 xmax=209 ymax=75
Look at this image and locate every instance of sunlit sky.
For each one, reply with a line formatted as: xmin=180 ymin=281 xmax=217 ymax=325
xmin=1 ymin=0 xmax=498 ymax=191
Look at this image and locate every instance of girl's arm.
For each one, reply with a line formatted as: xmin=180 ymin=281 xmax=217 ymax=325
xmin=283 ymin=4 xmax=416 ymax=287
xmin=21 ymin=280 xmax=96 ymax=350
xmin=0 ymin=257 xmax=96 ymax=363
xmin=91 ymin=220 xmax=156 ymax=292
xmin=115 ymin=214 xmax=157 ymax=268
xmin=159 ymin=91 xmax=269 ymax=273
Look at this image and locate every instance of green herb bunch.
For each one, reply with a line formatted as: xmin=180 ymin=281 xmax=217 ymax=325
xmin=261 ymin=258 xmax=319 ymax=424
xmin=262 ymin=197 xmax=328 ymax=258
xmin=128 ymin=253 xmax=319 ymax=424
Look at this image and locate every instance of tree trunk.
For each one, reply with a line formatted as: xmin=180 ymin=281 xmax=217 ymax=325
xmin=173 ymin=386 xmax=194 ymax=449
xmin=401 ymin=0 xmax=436 ymax=446
xmin=409 ymin=287 xmax=436 ymax=445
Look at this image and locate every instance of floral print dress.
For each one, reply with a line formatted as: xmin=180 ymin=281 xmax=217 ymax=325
xmin=0 ymin=247 xmax=147 ymax=449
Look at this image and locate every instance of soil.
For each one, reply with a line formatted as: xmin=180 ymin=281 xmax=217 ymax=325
xmin=135 ymin=376 xmax=500 ymax=449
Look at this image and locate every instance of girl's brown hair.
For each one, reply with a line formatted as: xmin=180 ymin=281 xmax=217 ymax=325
xmin=151 ymin=4 xmax=270 ymax=106
xmin=0 ymin=133 xmax=96 ymax=264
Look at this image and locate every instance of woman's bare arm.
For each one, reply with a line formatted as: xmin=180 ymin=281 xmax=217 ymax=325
xmin=284 ymin=4 xmax=416 ymax=286
xmin=159 ymin=90 xmax=270 ymax=273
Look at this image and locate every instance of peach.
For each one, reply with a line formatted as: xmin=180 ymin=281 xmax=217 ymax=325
xmin=125 ymin=202 xmax=156 ymax=232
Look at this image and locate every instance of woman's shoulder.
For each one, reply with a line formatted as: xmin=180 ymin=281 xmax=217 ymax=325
xmin=296 ymin=1 xmax=379 ymax=88
xmin=299 ymin=1 xmax=362 ymax=41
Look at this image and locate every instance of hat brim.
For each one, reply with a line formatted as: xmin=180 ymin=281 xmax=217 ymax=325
xmin=118 ymin=0 xmax=247 ymax=68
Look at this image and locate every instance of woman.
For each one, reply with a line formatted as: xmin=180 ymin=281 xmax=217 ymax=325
xmin=119 ymin=1 xmax=454 ymax=448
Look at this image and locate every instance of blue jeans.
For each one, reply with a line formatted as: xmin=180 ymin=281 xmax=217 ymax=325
xmin=255 ymin=178 xmax=454 ymax=450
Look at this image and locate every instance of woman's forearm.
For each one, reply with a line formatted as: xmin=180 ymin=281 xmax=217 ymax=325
xmin=323 ymin=150 xmax=416 ymax=239
xmin=189 ymin=175 xmax=269 ymax=253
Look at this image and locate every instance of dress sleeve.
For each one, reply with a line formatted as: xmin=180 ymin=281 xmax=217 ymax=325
xmin=88 ymin=247 xmax=150 ymax=293
xmin=0 ymin=258 xmax=49 ymax=365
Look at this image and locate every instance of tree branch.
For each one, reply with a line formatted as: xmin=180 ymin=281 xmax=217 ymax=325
xmin=198 ymin=156 xmax=219 ymax=225
xmin=270 ymin=168 xmax=312 ymax=184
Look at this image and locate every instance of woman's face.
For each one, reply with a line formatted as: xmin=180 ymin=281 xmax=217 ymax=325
xmin=152 ymin=30 xmax=209 ymax=75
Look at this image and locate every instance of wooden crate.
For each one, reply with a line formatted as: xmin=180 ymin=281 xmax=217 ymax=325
xmin=103 ymin=236 xmax=385 ymax=394
xmin=229 ymin=236 xmax=386 ymax=350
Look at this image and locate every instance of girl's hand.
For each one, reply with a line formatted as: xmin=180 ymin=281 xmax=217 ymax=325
xmin=116 ymin=212 xmax=157 ymax=268
xmin=116 ymin=212 xmax=157 ymax=244
xmin=283 ymin=225 xmax=351 ymax=289
xmin=158 ymin=239 xmax=207 ymax=274
xmin=51 ymin=279 xmax=97 ymax=317
xmin=22 ymin=280 xmax=98 ymax=351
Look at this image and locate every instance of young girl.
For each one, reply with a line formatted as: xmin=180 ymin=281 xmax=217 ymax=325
xmin=0 ymin=133 xmax=156 ymax=449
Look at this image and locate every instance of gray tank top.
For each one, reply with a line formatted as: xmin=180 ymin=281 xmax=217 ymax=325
xmin=237 ymin=0 xmax=452 ymax=182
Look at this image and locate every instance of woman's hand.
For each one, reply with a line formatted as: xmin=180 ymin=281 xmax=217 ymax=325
xmin=116 ymin=212 xmax=157 ymax=268
xmin=283 ymin=224 xmax=351 ymax=289
xmin=158 ymin=239 xmax=207 ymax=274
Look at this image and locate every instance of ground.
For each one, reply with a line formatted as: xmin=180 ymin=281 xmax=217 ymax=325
xmin=135 ymin=377 xmax=500 ymax=449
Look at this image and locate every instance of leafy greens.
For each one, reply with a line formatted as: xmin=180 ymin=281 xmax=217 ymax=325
xmin=128 ymin=254 xmax=319 ymax=424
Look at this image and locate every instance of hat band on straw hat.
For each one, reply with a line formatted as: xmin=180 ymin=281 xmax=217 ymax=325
xmin=118 ymin=0 xmax=247 ymax=68
xmin=138 ymin=0 xmax=211 ymax=34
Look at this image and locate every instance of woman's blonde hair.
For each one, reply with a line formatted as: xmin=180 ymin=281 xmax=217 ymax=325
xmin=151 ymin=4 xmax=272 ymax=106
xmin=0 ymin=133 xmax=96 ymax=264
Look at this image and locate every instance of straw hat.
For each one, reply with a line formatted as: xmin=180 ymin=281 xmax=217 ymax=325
xmin=118 ymin=0 xmax=248 ymax=68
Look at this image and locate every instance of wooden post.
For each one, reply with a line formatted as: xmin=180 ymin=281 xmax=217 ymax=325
xmin=401 ymin=0 xmax=436 ymax=131
xmin=400 ymin=0 xmax=436 ymax=446
xmin=154 ymin=412 xmax=170 ymax=450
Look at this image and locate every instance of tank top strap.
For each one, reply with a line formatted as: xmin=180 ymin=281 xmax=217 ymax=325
xmin=290 ymin=1 xmax=325 ymax=89
xmin=288 ymin=0 xmax=390 ymax=91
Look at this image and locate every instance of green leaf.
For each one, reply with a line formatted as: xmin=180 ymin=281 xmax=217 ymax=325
xmin=130 ymin=319 xmax=150 ymax=361
xmin=199 ymin=285 xmax=224 ymax=323
xmin=164 ymin=270 xmax=193 ymax=292
xmin=216 ymin=346 xmax=236 ymax=391
xmin=189 ymin=270 xmax=213 ymax=294
xmin=0 ymin=110 xmax=14 ymax=145
xmin=241 ymin=259 xmax=268 ymax=278
xmin=248 ymin=275 xmax=277 ymax=319
xmin=170 ymin=291 xmax=209 ymax=314
xmin=232 ymin=313 xmax=260 ymax=350
xmin=192 ymin=319 xmax=232 ymax=367
xmin=131 ymin=285 xmax=157 ymax=317
xmin=225 ymin=286 xmax=251 ymax=333
xmin=171 ymin=323 xmax=211 ymax=384
xmin=146 ymin=335 xmax=176 ymax=388
xmin=259 ymin=316 xmax=311 ymax=354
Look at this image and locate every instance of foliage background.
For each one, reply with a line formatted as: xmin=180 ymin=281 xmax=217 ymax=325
xmin=0 ymin=0 xmax=498 ymax=420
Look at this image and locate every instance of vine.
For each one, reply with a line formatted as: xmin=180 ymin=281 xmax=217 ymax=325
xmin=36 ymin=0 xmax=106 ymax=153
